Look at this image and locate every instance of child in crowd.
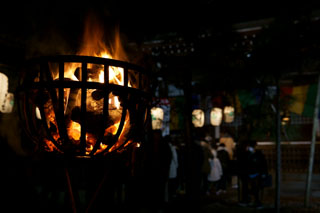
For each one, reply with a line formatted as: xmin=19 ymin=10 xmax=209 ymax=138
xmin=207 ymin=145 xmax=223 ymax=195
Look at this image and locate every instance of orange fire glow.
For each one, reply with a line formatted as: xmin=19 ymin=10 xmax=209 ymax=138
xmin=68 ymin=121 xmax=81 ymax=141
xmin=44 ymin=139 xmax=61 ymax=153
xmin=106 ymin=112 xmax=131 ymax=153
xmin=43 ymin=15 xmax=132 ymax=155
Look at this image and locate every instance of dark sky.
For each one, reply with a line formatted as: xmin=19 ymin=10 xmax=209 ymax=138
xmin=1 ymin=1 xmax=320 ymax=44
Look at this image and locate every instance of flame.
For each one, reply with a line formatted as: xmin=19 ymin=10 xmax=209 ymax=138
xmin=99 ymin=68 xmax=132 ymax=87
xmin=68 ymin=121 xmax=81 ymax=141
xmin=95 ymin=143 xmax=108 ymax=155
xmin=109 ymin=95 xmax=120 ymax=109
xmin=77 ymin=15 xmax=129 ymax=87
xmin=51 ymin=63 xmax=80 ymax=81
xmin=100 ymin=143 xmax=108 ymax=150
xmin=86 ymin=144 xmax=93 ymax=155
xmin=44 ymin=14 xmax=133 ymax=155
xmin=77 ymin=14 xmax=127 ymax=60
xmin=79 ymin=14 xmax=127 ymax=61
xmin=43 ymin=99 xmax=61 ymax=143
xmin=44 ymin=139 xmax=62 ymax=153
xmin=105 ymin=112 xmax=131 ymax=153
xmin=105 ymin=122 xmax=120 ymax=136
xmin=98 ymin=68 xmax=124 ymax=85
xmin=104 ymin=112 xmax=130 ymax=137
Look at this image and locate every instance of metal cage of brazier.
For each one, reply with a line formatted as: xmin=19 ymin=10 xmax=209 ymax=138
xmin=18 ymin=55 xmax=150 ymax=158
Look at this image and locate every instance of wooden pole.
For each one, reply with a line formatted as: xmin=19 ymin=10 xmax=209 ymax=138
xmin=275 ymin=76 xmax=281 ymax=213
xmin=86 ymin=171 xmax=108 ymax=213
xmin=65 ymin=167 xmax=77 ymax=213
xmin=183 ymin=66 xmax=194 ymax=200
xmin=305 ymin=74 xmax=320 ymax=207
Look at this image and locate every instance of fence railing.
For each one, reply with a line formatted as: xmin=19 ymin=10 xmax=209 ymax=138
xmin=257 ymin=142 xmax=320 ymax=173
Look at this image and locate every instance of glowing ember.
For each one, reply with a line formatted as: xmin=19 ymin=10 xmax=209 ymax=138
xmin=68 ymin=121 xmax=81 ymax=141
xmin=109 ymin=93 xmax=121 ymax=110
xmin=105 ymin=122 xmax=120 ymax=136
xmin=95 ymin=143 xmax=108 ymax=155
xmin=107 ymin=113 xmax=131 ymax=153
xmin=86 ymin=144 xmax=93 ymax=155
xmin=44 ymin=139 xmax=61 ymax=153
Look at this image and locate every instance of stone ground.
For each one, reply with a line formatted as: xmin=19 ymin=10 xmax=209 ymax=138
xmin=161 ymin=173 xmax=320 ymax=213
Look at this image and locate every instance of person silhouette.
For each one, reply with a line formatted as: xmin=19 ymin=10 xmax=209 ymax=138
xmin=216 ymin=143 xmax=230 ymax=195
xmin=239 ymin=140 xmax=268 ymax=209
xmin=207 ymin=144 xmax=223 ymax=195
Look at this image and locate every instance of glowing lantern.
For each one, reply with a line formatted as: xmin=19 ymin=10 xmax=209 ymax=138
xmin=224 ymin=106 xmax=235 ymax=123
xmin=281 ymin=111 xmax=290 ymax=125
xmin=0 ymin=72 xmax=8 ymax=112
xmin=151 ymin=107 xmax=164 ymax=130
xmin=35 ymin=107 xmax=41 ymax=119
xmin=192 ymin=109 xmax=205 ymax=127
xmin=1 ymin=93 xmax=14 ymax=113
xmin=210 ymin=107 xmax=222 ymax=126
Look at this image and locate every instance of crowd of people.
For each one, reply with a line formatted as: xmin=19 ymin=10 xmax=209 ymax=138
xmin=149 ymin=130 xmax=269 ymax=210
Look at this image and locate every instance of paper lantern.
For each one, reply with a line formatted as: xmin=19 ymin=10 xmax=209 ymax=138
xmin=192 ymin=109 xmax=205 ymax=127
xmin=224 ymin=106 xmax=235 ymax=123
xmin=210 ymin=107 xmax=222 ymax=126
xmin=0 ymin=72 xmax=8 ymax=112
xmin=281 ymin=111 xmax=290 ymax=125
xmin=35 ymin=107 xmax=42 ymax=120
xmin=151 ymin=107 xmax=164 ymax=130
xmin=1 ymin=93 xmax=14 ymax=113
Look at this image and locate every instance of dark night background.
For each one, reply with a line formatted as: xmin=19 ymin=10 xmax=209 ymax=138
xmin=1 ymin=1 xmax=318 ymax=38
xmin=1 ymin=1 xmax=320 ymax=83
xmin=1 ymin=1 xmax=320 ymax=212
xmin=2 ymin=1 xmax=320 ymax=49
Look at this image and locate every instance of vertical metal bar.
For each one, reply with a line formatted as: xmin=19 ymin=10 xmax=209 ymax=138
xmin=59 ymin=62 xmax=64 ymax=114
xmin=58 ymin=62 xmax=68 ymax=141
xmin=115 ymin=66 xmax=129 ymax=138
xmin=65 ymin=167 xmax=77 ymax=213
xmin=80 ymin=62 xmax=87 ymax=153
xmin=104 ymin=64 xmax=109 ymax=119
xmin=104 ymin=67 xmax=129 ymax=153
xmin=85 ymin=170 xmax=109 ymax=212
xmin=124 ymin=67 xmax=128 ymax=88
xmin=275 ymin=76 xmax=281 ymax=213
xmin=183 ymin=67 xmax=193 ymax=198
xmin=39 ymin=63 xmax=44 ymax=82
xmin=90 ymin=64 xmax=110 ymax=156
xmin=39 ymin=62 xmax=60 ymax=147
xmin=138 ymin=72 xmax=141 ymax=90
xmin=305 ymin=74 xmax=320 ymax=207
